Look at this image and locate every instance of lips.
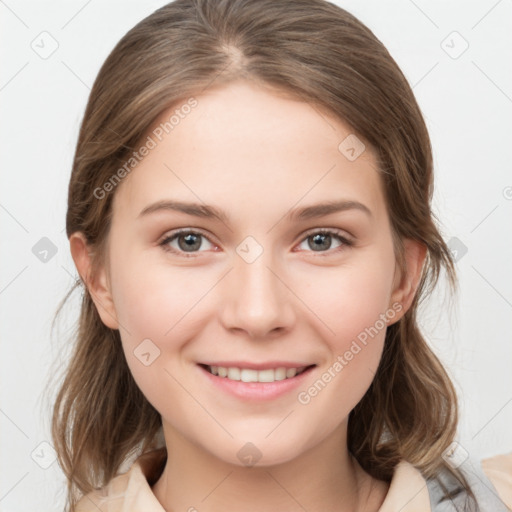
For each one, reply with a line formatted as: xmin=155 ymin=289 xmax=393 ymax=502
xmin=197 ymin=362 xmax=317 ymax=400
xmin=198 ymin=362 xmax=316 ymax=384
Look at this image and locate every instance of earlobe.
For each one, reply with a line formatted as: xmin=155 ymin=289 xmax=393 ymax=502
xmin=388 ymin=239 xmax=427 ymax=324
xmin=69 ymin=232 xmax=119 ymax=330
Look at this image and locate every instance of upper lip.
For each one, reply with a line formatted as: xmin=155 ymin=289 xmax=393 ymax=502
xmin=199 ymin=361 xmax=316 ymax=370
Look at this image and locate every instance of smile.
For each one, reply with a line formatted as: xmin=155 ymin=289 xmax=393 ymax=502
xmin=202 ymin=364 xmax=311 ymax=383
xmin=197 ymin=362 xmax=317 ymax=400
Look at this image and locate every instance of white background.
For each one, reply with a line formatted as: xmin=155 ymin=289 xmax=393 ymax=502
xmin=1 ymin=1 xmax=511 ymax=510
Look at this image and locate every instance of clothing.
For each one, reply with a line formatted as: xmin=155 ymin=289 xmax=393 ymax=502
xmin=75 ymin=448 xmax=512 ymax=511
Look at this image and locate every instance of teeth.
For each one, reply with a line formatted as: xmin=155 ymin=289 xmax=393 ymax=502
xmin=286 ymin=368 xmax=297 ymax=378
xmin=227 ymin=367 xmax=240 ymax=380
xmin=240 ymin=369 xmax=258 ymax=382
xmin=207 ymin=365 xmax=308 ymax=382
xmin=257 ymin=369 xmax=274 ymax=383
xmin=274 ymin=367 xmax=287 ymax=381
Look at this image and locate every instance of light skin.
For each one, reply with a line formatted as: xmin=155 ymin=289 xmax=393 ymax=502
xmin=71 ymin=79 xmax=426 ymax=511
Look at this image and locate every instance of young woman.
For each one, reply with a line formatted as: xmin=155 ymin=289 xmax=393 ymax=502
xmin=51 ymin=0 xmax=512 ymax=510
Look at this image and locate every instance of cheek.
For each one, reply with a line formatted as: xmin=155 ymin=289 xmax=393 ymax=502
xmin=107 ymin=247 xmax=203 ymax=388
xmin=293 ymin=251 xmax=395 ymax=416
xmin=110 ymin=248 xmax=205 ymax=343
xmin=109 ymin=260 xmax=201 ymax=417
xmin=303 ymin=253 xmax=396 ymax=349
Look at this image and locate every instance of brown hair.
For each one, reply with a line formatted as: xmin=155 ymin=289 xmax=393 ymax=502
xmin=49 ymin=0 xmax=475 ymax=509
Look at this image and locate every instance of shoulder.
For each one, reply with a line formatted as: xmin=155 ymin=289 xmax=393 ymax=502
xmin=424 ymin=450 xmax=512 ymax=511
xmin=75 ymin=448 xmax=167 ymax=512
xmin=378 ymin=452 xmax=512 ymax=512
xmin=481 ymin=451 xmax=512 ymax=509
xmin=377 ymin=459 xmax=432 ymax=511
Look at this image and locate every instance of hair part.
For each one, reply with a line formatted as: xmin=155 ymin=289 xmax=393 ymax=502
xmin=50 ymin=0 xmax=474 ymax=510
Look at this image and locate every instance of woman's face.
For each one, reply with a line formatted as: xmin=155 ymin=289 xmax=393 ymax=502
xmin=83 ymin=79 xmax=415 ymax=466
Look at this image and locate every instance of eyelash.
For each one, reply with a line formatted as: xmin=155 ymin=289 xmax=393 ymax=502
xmin=158 ymin=228 xmax=354 ymax=258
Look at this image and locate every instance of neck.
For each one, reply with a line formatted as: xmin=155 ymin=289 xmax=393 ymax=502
xmin=151 ymin=422 xmax=389 ymax=512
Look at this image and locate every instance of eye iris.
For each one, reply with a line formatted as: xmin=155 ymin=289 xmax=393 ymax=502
xmin=172 ymin=232 xmax=338 ymax=253
xmin=309 ymin=233 xmax=331 ymax=251
xmin=178 ymin=233 xmax=202 ymax=252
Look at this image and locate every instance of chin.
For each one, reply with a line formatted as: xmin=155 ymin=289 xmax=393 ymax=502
xmin=210 ymin=436 xmax=308 ymax=469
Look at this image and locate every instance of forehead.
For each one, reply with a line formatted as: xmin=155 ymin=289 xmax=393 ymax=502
xmin=113 ymin=79 xmax=385 ymax=222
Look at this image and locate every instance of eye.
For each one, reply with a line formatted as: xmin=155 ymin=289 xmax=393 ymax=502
xmin=296 ymin=229 xmax=353 ymax=255
xmin=159 ymin=227 xmax=353 ymax=258
xmin=159 ymin=229 xmax=216 ymax=257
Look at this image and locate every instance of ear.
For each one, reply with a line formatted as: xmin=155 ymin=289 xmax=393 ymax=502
xmin=69 ymin=232 xmax=119 ymax=330
xmin=388 ymin=239 xmax=427 ymax=325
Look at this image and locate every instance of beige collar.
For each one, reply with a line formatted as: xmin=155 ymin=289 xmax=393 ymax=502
xmin=76 ymin=449 xmax=432 ymax=511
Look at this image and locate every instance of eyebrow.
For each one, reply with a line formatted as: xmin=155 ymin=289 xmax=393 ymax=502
xmin=138 ymin=199 xmax=372 ymax=223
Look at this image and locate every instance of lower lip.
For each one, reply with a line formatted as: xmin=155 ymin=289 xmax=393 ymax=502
xmin=198 ymin=364 xmax=316 ymax=401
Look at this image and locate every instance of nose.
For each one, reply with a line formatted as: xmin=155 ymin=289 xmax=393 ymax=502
xmin=220 ymin=247 xmax=296 ymax=340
